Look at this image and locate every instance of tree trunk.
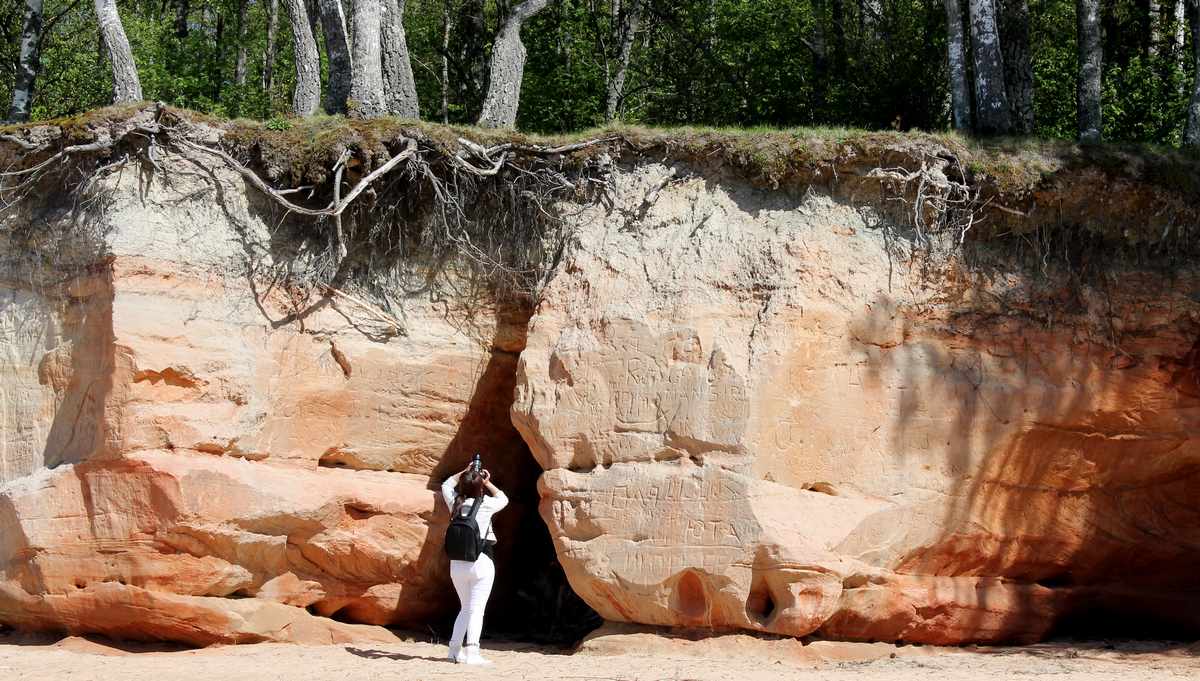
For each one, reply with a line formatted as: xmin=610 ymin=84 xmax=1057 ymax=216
xmin=235 ymin=0 xmax=249 ymax=85
xmin=381 ymin=0 xmax=419 ymax=118
xmin=1184 ymin=0 xmax=1200 ymax=146
xmin=172 ymin=0 xmax=188 ymax=38
xmin=1173 ymin=0 xmax=1188 ymax=72
xmin=944 ymin=0 xmax=973 ymax=132
xmin=969 ymin=0 xmax=1011 ymax=135
xmin=1150 ymin=0 xmax=1162 ymax=57
xmin=95 ymin=0 xmax=143 ymax=104
xmin=6 ymin=0 xmax=45 ymax=123
xmin=811 ymin=0 xmax=828 ymax=121
xmin=830 ymin=0 xmax=845 ymax=75
xmin=860 ymin=0 xmax=882 ymax=42
xmin=349 ymin=0 xmax=386 ymax=117
xmin=605 ymin=0 xmax=646 ymax=123
xmin=286 ymin=0 xmax=321 ymax=116
xmin=477 ymin=0 xmax=548 ymax=128
xmin=997 ymin=0 xmax=1033 ymax=134
xmin=1077 ymin=0 xmax=1102 ymax=141
xmin=263 ymin=0 xmax=279 ymax=91
xmin=442 ymin=1 xmax=451 ymax=123
xmin=317 ymin=0 xmax=353 ymax=115
xmin=462 ymin=0 xmax=488 ymax=116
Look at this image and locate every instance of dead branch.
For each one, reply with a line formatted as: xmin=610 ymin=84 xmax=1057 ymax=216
xmin=322 ymin=284 xmax=406 ymax=335
xmin=634 ymin=167 xmax=677 ymax=216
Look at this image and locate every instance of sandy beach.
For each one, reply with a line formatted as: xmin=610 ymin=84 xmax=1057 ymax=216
xmin=1 ymin=629 xmax=1197 ymax=680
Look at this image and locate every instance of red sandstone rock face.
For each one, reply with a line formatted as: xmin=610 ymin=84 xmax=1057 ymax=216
xmin=0 ymin=160 xmax=533 ymax=644
xmin=3 ymin=144 xmax=1199 ymax=647
xmin=512 ymin=166 xmax=1200 ymax=644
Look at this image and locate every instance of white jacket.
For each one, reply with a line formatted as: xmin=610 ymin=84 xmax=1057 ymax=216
xmin=441 ymin=476 xmax=508 ymax=543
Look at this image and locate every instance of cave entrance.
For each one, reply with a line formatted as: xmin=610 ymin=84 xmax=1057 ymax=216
xmin=1048 ymin=610 xmax=1200 ymax=643
xmin=487 ymin=440 xmax=604 ymax=644
xmin=436 ymin=345 xmax=601 ymax=645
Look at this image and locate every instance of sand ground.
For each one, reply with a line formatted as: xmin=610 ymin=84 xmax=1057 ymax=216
xmin=1 ymin=630 xmax=1197 ymax=680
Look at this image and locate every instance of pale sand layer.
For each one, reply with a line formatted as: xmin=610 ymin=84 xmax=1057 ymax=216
xmin=1 ymin=631 xmax=1197 ymax=680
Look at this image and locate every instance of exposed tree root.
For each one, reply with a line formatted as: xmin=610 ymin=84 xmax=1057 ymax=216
xmin=3 ymin=105 xmax=1198 ymax=313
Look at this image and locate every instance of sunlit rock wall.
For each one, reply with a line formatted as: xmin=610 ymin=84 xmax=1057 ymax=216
xmin=512 ymin=164 xmax=1200 ymax=644
xmin=0 ymin=153 xmax=532 ymax=644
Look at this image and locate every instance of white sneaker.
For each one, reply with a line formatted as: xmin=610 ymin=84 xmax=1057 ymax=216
xmin=463 ymin=645 xmax=492 ymax=665
xmin=447 ymin=641 xmax=464 ymax=663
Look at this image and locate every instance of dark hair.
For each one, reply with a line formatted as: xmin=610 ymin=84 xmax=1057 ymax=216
xmin=452 ymin=470 xmax=486 ymax=515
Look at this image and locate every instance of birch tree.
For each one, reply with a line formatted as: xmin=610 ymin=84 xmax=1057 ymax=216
xmin=998 ymin=0 xmax=1033 ymax=135
xmin=1076 ymin=0 xmax=1102 ymax=141
xmin=95 ymin=0 xmax=142 ymax=104
xmin=234 ymin=0 xmax=249 ymax=86
xmin=1184 ymin=0 xmax=1200 ymax=146
xmin=1173 ymin=0 xmax=1188 ymax=65
xmin=477 ymin=0 xmax=550 ymax=128
xmin=969 ymin=0 xmax=1011 ymax=134
xmin=1150 ymin=0 xmax=1162 ymax=57
xmin=381 ymin=0 xmax=419 ymax=118
xmin=6 ymin=0 xmax=44 ymax=123
xmin=810 ymin=0 xmax=828 ymax=119
xmin=350 ymin=0 xmax=387 ymax=118
xmin=317 ymin=0 xmax=353 ymax=115
xmin=172 ymin=0 xmax=188 ymax=38
xmin=606 ymin=0 xmax=646 ymax=123
xmin=944 ymin=0 xmax=972 ymax=131
xmin=263 ymin=0 xmax=280 ymax=91
xmin=286 ymin=0 xmax=321 ymax=116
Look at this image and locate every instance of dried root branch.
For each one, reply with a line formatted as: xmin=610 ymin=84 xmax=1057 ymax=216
xmin=868 ymin=153 xmax=982 ymax=247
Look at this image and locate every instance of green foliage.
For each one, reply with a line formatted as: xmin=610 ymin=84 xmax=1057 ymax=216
xmin=1 ymin=0 xmax=1197 ymax=146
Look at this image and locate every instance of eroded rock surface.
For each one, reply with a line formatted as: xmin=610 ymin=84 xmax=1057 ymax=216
xmin=513 ymin=165 xmax=1200 ymax=644
xmin=0 ymin=153 xmax=533 ymax=644
xmin=3 ymin=126 xmax=1199 ymax=647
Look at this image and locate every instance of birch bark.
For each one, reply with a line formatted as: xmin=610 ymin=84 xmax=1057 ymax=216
xmin=381 ymin=0 xmax=420 ymax=118
xmin=944 ymin=0 xmax=973 ymax=131
xmin=812 ymin=0 xmax=828 ymax=119
xmin=1183 ymin=0 xmax=1200 ymax=146
xmin=350 ymin=0 xmax=387 ymax=118
xmin=998 ymin=0 xmax=1033 ymax=134
xmin=1076 ymin=0 xmax=1102 ymax=141
xmin=286 ymin=0 xmax=322 ymax=116
xmin=263 ymin=0 xmax=279 ymax=91
xmin=318 ymin=0 xmax=353 ymax=115
xmin=6 ymin=0 xmax=45 ymax=123
xmin=605 ymin=0 xmax=646 ymax=123
xmin=95 ymin=0 xmax=142 ymax=104
xmin=477 ymin=0 xmax=549 ymax=128
xmin=969 ymin=0 xmax=1011 ymax=135
xmin=235 ymin=0 xmax=250 ymax=86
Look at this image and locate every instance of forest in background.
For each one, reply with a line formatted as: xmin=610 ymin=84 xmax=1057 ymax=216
xmin=2 ymin=0 xmax=1200 ymax=145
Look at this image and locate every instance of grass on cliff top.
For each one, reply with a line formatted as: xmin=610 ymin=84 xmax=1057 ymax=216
xmin=6 ymin=103 xmax=1200 ymax=197
xmin=223 ymin=113 xmax=1200 ymax=196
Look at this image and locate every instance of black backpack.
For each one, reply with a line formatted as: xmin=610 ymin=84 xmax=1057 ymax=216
xmin=444 ymin=497 xmax=488 ymax=561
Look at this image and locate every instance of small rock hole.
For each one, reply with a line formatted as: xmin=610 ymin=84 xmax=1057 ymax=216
xmin=747 ymin=577 xmax=776 ymax=623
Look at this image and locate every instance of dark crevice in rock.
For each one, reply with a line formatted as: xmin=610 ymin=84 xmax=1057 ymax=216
xmin=1050 ymin=610 xmax=1200 ymax=642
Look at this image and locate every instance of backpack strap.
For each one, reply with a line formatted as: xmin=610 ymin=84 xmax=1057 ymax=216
xmin=459 ymin=495 xmax=483 ymax=521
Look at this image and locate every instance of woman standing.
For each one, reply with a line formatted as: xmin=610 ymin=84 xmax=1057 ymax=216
xmin=441 ymin=464 xmax=508 ymax=664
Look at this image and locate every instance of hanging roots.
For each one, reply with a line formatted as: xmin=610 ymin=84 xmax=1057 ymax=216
xmin=0 ymin=103 xmax=623 ymax=306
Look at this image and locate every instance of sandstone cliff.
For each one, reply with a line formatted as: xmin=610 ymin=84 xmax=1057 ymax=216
xmin=1 ymin=106 xmax=1198 ymax=645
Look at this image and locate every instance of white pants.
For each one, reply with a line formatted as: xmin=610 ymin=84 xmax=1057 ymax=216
xmin=449 ymin=554 xmax=495 ymax=646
